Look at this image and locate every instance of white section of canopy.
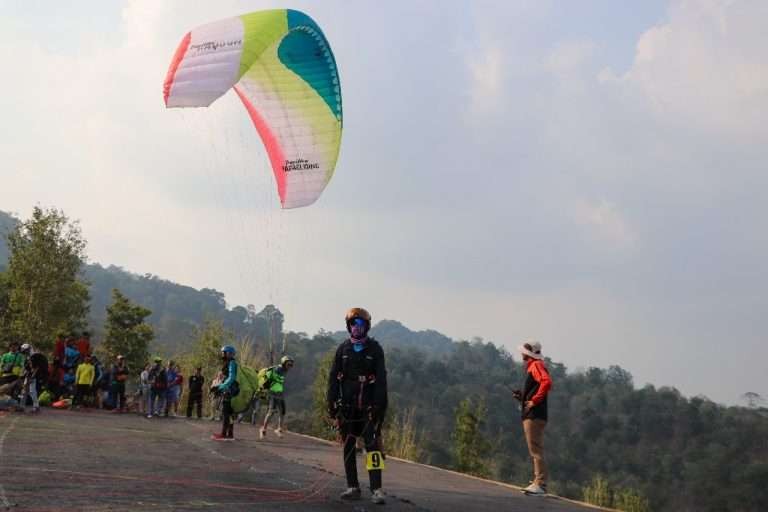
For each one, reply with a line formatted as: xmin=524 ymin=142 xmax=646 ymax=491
xmin=166 ymin=17 xmax=244 ymax=108
xmin=235 ymin=77 xmax=330 ymax=209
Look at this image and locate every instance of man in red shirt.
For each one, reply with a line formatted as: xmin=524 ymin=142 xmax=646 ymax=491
xmin=513 ymin=341 xmax=552 ymax=496
xmin=76 ymin=332 xmax=91 ymax=358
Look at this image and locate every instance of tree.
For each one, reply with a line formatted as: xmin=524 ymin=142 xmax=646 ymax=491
xmin=0 ymin=271 xmax=11 ymax=345
xmin=103 ymin=289 xmax=153 ymax=373
xmin=6 ymin=207 xmax=89 ymax=351
xmin=742 ymin=392 xmax=765 ymax=409
xmin=452 ymin=397 xmax=491 ymax=477
xmin=311 ymin=349 xmax=336 ymax=439
xmin=190 ymin=317 xmax=236 ymax=373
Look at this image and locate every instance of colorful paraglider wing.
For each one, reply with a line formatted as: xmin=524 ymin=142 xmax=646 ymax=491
xmin=164 ymin=9 xmax=342 ymax=209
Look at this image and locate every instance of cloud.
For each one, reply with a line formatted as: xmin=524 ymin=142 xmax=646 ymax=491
xmin=467 ymin=45 xmax=505 ymax=115
xmin=573 ymin=199 xmax=636 ymax=248
xmin=599 ymin=0 xmax=768 ymax=137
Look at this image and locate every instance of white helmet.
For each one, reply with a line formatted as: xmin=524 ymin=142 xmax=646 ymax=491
xmin=20 ymin=343 xmax=31 ymax=353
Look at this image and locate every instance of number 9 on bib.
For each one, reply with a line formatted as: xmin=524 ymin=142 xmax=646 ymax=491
xmin=366 ymin=450 xmax=385 ymax=471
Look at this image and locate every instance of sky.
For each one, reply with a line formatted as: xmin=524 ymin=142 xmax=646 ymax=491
xmin=1 ymin=0 xmax=766 ymax=405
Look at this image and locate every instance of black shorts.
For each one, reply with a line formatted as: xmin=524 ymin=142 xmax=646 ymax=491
xmin=268 ymin=396 xmax=286 ymax=416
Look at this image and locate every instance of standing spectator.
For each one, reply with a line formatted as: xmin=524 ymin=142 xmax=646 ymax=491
xmin=53 ymin=336 xmax=66 ymax=365
xmin=90 ymin=355 xmax=105 ymax=408
xmin=100 ymin=362 xmax=114 ymax=409
xmin=48 ymin=357 xmax=65 ymax=399
xmin=208 ymin=371 xmax=224 ymax=421
xmin=169 ymin=364 xmax=183 ymax=416
xmin=147 ymin=357 xmax=167 ymax=418
xmin=164 ymin=361 xmax=177 ymax=417
xmin=513 ymin=341 xmax=553 ymax=496
xmin=76 ymin=332 xmax=91 ymax=358
xmin=21 ymin=344 xmax=47 ymax=413
xmin=72 ymin=355 xmax=96 ymax=408
xmin=63 ymin=368 xmax=76 ymax=397
xmin=111 ymin=355 xmax=129 ymax=412
xmin=64 ymin=338 xmax=80 ymax=370
xmin=186 ymin=367 xmax=204 ymax=419
xmin=138 ymin=364 xmax=150 ymax=415
xmin=1 ymin=342 xmax=24 ymax=384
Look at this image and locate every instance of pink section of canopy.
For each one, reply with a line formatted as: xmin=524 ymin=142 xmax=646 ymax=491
xmin=234 ymin=85 xmax=287 ymax=205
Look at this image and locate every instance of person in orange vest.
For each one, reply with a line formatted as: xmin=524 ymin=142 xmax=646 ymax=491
xmin=513 ymin=341 xmax=553 ymax=496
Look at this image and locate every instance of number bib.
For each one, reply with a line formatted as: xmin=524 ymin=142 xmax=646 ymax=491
xmin=366 ymin=450 xmax=385 ymax=471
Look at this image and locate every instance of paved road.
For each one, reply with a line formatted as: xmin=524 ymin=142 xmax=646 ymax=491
xmin=0 ymin=410 xmax=605 ymax=512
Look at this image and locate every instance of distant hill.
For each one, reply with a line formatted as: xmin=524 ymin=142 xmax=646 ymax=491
xmin=331 ymin=318 xmax=456 ymax=355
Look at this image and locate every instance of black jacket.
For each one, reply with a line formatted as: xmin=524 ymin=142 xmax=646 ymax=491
xmin=188 ymin=375 xmax=205 ymax=395
xmin=327 ymin=338 xmax=387 ymax=414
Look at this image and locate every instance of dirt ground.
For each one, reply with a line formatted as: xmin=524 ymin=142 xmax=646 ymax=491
xmin=0 ymin=409 xmax=605 ymax=512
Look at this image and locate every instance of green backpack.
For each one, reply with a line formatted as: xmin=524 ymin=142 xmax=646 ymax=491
xmin=230 ymin=365 xmax=261 ymax=414
xmin=38 ymin=390 xmax=53 ymax=406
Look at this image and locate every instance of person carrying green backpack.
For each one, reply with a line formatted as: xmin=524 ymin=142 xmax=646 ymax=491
xmin=259 ymin=355 xmax=295 ymax=439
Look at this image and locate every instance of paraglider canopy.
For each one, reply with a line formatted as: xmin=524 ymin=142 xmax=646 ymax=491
xmin=163 ymin=9 xmax=343 ymax=209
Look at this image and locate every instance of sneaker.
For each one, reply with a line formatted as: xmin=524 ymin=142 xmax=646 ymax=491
xmin=211 ymin=433 xmax=228 ymax=441
xmin=259 ymin=428 xmax=267 ymax=440
xmin=371 ymin=489 xmax=386 ymax=505
xmin=339 ymin=487 xmax=361 ymax=500
xmin=146 ymin=414 xmax=152 ymax=418
xmin=274 ymin=428 xmax=283 ymax=438
xmin=523 ymin=483 xmax=547 ymax=495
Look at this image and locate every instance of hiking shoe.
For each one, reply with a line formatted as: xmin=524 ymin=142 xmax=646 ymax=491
xmin=274 ymin=428 xmax=284 ymax=438
xmin=259 ymin=428 xmax=267 ymax=440
xmin=211 ymin=433 xmax=228 ymax=441
xmin=523 ymin=483 xmax=547 ymax=495
xmin=371 ymin=489 xmax=386 ymax=505
xmin=340 ymin=487 xmax=361 ymax=500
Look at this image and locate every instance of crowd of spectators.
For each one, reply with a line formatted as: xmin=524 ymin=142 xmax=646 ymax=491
xmin=0 ymin=335 xmax=206 ymax=418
